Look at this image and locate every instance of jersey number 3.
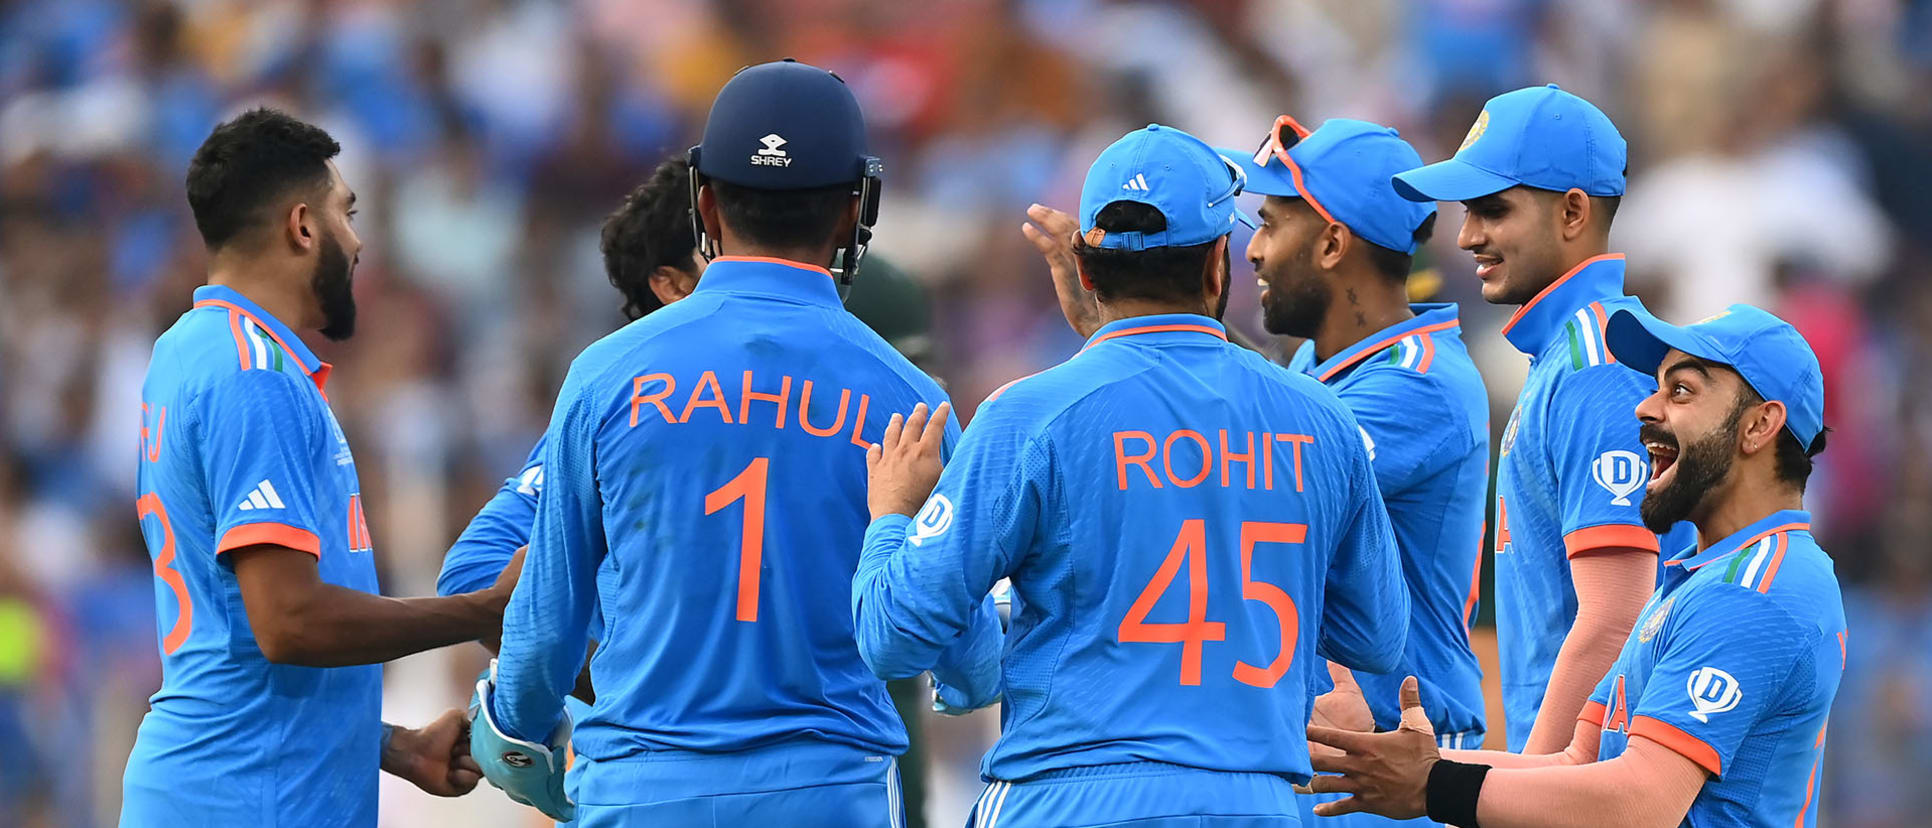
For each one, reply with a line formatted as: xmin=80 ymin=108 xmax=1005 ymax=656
xmin=705 ymin=458 xmax=769 ymax=623
xmin=1119 ymin=519 xmax=1304 ymax=687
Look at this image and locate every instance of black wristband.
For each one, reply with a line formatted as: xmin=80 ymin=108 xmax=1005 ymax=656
xmin=1425 ymin=759 xmax=1490 ymax=828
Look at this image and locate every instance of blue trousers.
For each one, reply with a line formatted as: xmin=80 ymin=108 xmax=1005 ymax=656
xmin=568 ymin=740 xmax=902 ymax=827
xmin=963 ymin=762 xmax=1302 ymax=828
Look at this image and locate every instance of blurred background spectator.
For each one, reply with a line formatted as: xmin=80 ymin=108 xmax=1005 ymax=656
xmin=0 ymin=0 xmax=1926 ymax=825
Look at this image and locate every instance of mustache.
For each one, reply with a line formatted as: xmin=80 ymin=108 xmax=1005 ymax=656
xmin=1639 ymin=423 xmax=1677 ymax=450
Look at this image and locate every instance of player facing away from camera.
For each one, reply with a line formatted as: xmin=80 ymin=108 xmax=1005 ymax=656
xmin=857 ymin=124 xmax=1408 ymax=827
xmin=469 ymin=60 xmax=1002 ymax=826
xmin=1217 ymin=116 xmax=1489 ymax=826
xmin=122 ymin=109 xmax=518 ymax=828
xmin=1304 ymin=304 xmax=1844 ymax=828
xmin=1392 ymin=84 xmax=1697 ymax=753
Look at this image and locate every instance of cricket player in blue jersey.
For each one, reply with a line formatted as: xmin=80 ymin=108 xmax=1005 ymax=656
xmin=1303 ymin=304 xmax=1843 ymax=828
xmin=1210 ymin=116 xmax=1488 ymax=826
xmin=470 ymin=60 xmax=1002 ymax=826
xmin=123 ymin=109 xmax=519 ymax=827
xmin=857 ymin=123 xmax=1409 ymax=827
xmin=1392 ymin=85 xmax=1697 ymax=753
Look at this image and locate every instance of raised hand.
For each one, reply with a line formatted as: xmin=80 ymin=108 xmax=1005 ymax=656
xmin=865 ymin=402 xmax=951 ymax=521
xmin=1305 ymin=676 xmax=1440 ymax=819
xmin=1021 ymin=203 xmax=1102 ymax=338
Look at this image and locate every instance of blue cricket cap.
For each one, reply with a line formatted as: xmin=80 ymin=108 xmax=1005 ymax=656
xmin=1217 ymin=116 xmax=1437 ymax=254
xmin=1605 ymin=304 xmax=1825 ymax=451
xmin=694 ymin=59 xmax=873 ymax=190
xmin=1392 ymin=84 xmax=1626 ymax=203
xmin=1079 ymin=124 xmax=1254 ymax=251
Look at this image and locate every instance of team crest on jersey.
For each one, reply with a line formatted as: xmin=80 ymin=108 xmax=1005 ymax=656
xmin=1686 ymin=666 xmax=1741 ymax=723
xmin=1591 ymin=450 xmax=1646 ymax=506
xmin=1459 ymin=110 xmax=1490 ymax=152
xmin=1638 ymin=594 xmax=1675 ymax=643
xmin=1499 ymin=406 xmax=1522 ymax=457
xmin=908 ymin=494 xmax=954 ymax=546
xmin=324 ymin=407 xmax=353 ymax=467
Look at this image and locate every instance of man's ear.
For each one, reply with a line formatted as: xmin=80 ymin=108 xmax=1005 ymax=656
xmin=1204 ymin=235 xmax=1230 ymax=298
xmin=286 ymin=202 xmax=315 ymax=253
xmin=648 ymin=266 xmax=698 ymax=305
xmin=1316 ymin=221 xmax=1349 ymax=271
xmin=1558 ymin=188 xmax=1591 ymax=242
xmin=1070 ymin=237 xmax=1096 ymax=291
xmin=1741 ymin=399 xmax=1789 ymax=457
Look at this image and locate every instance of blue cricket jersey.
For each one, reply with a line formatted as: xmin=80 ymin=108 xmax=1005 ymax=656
xmin=490 ymin=257 xmax=1002 ymax=761
xmin=122 ymin=285 xmax=382 ymax=827
xmin=439 ymin=436 xmax=546 ymax=597
xmin=1287 ymin=303 xmax=1488 ymax=741
xmin=1583 ymin=510 xmax=1844 ymax=827
xmin=1494 ymin=254 xmax=1696 ymax=750
xmin=853 ymin=313 xmax=1408 ymax=784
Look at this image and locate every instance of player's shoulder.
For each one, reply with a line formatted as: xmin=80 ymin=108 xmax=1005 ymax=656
xmin=150 ymin=304 xmax=316 ymax=404
xmin=1685 ymin=529 xmax=1841 ymax=627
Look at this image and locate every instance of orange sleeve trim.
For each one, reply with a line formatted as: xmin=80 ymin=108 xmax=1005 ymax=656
xmin=1578 ymin=700 xmax=1608 ymax=727
xmin=1564 ymin=524 xmax=1661 ymax=558
xmin=1630 ymin=716 xmax=1723 ymax=776
xmin=218 ymin=522 xmax=322 ymax=558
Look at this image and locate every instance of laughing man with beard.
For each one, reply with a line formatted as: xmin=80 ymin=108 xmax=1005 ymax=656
xmin=1301 ymin=304 xmax=1848 ymax=828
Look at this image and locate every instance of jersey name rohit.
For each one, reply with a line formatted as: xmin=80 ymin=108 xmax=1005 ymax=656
xmin=1113 ymin=428 xmax=1318 ymax=492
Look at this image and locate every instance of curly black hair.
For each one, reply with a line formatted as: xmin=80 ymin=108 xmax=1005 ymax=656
xmin=185 ymin=108 xmax=340 ymax=249
xmin=601 ymin=158 xmax=702 ymax=320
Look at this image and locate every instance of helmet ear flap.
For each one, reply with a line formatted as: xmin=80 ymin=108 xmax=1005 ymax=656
xmin=686 ymin=146 xmax=717 ymax=261
xmin=832 ymin=156 xmax=885 ymax=300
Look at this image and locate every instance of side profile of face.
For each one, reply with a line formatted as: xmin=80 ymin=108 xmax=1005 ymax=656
xmin=1634 ymin=350 xmax=1769 ymax=532
xmin=1456 ymin=187 xmax=1567 ymax=306
xmin=310 ymin=161 xmax=362 ymax=341
xmin=1247 ymin=195 xmax=1328 ymax=338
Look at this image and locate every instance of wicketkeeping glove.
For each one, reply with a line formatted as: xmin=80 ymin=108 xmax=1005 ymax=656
xmin=468 ymin=660 xmax=577 ymax=822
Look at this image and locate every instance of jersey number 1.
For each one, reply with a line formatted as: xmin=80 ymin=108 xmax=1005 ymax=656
xmin=1118 ymin=519 xmax=1304 ymax=687
xmin=705 ymin=458 xmax=769 ymax=622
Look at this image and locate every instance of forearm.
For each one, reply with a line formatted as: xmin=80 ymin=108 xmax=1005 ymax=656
xmin=270 ymin=587 xmax=498 ymax=666
xmin=1474 ymin=751 xmax=1697 ymax=828
xmin=1525 ymin=548 xmax=1652 ymax=753
xmin=852 ymin=515 xmax=948 ymax=677
xmin=1523 ymin=619 xmax=1628 ymax=752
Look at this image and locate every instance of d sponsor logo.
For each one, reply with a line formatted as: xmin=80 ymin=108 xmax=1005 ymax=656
xmin=1592 ymin=449 xmax=1646 ymax=506
xmin=909 ymin=494 xmax=954 ymax=546
xmin=1686 ymin=666 xmax=1741 ymax=723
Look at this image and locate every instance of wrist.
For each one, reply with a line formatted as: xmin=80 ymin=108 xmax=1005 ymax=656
xmin=378 ymin=722 xmax=404 ymax=770
xmin=1425 ymin=758 xmax=1490 ymax=828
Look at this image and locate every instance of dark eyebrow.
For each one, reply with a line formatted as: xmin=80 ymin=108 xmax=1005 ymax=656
xmin=1255 ymin=201 xmax=1273 ymax=221
xmin=347 ymin=191 xmax=358 ymax=207
xmin=1662 ymin=357 xmax=1712 ymax=381
xmin=1463 ymin=195 xmax=1505 ymax=212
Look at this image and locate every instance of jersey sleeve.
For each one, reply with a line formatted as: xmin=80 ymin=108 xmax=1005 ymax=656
xmin=1626 ymin=586 xmax=1812 ymax=776
xmin=199 ymin=370 xmax=329 ymax=557
xmin=1315 ymin=409 xmax=1409 ymax=673
xmin=1336 ymin=370 xmax=1461 ymax=496
xmin=1581 ymin=666 xmax=1617 ymax=728
xmin=492 ymin=373 xmax=608 ymax=743
xmin=852 ymin=398 xmax=1040 ymax=703
xmin=1549 ymin=365 xmax=1661 ymax=556
xmin=438 ymin=438 xmax=544 ymax=596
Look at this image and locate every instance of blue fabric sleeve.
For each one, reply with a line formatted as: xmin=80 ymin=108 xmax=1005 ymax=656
xmin=491 ymin=379 xmax=607 ymax=743
xmin=438 ymin=439 xmax=543 ymax=596
xmin=1315 ymin=415 xmax=1408 ymax=673
xmin=1551 ymin=364 xmax=1655 ymax=542
xmin=851 ymin=400 xmax=1040 ymax=700
xmin=1338 ymin=371 xmax=1459 ymax=496
xmin=1629 ymin=586 xmax=1811 ymax=775
xmin=200 ymin=370 xmax=328 ymax=557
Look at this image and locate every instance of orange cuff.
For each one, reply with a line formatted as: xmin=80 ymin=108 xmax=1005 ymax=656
xmin=1564 ymin=524 xmax=1661 ymax=558
xmin=1578 ymin=700 xmax=1608 ymax=727
xmin=1630 ymin=716 xmax=1723 ymax=775
xmin=218 ymin=522 xmax=322 ymax=558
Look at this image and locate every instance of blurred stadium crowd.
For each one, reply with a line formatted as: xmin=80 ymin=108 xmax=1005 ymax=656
xmin=1 ymin=0 xmax=1929 ymax=825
